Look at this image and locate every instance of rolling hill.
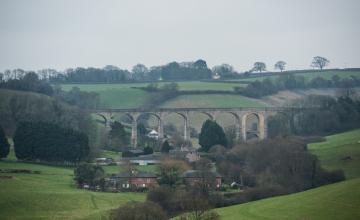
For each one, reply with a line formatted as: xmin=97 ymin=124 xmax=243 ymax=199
xmin=308 ymin=129 xmax=360 ymax=179
xmin=216 ymin=178 xmax=360 ymax=220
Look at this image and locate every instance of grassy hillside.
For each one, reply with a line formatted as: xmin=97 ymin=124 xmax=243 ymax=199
xmin=216 ymin=178 xmax=360 ymax=220
xmin=161 ymin=94 xmax=267 ymax=108
xmin=308 ymin=129 xmax=360 ymax=179
xmin=59 ymin=81 xmax=246 ymax=109
xmin=0 ymin=160 xmax=145 ymax=220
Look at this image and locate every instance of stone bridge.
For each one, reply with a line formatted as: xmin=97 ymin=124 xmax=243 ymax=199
xmin=91 ymin=107 xmax=302 ymax=147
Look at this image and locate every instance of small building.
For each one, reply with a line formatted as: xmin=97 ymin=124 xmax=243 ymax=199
xmin=212 ymin=73 xmax=221 ymax=80
xmin=124 ymin=154 xmax=160 ymax=166
xmin=107 ymin=171 xmax=158 ymax=191
xmin=147 ymin=130 xmax=159 ymax=139
xmin=182 ymin=170 xmax=222 ymax=189
xmin=95 ymin=157 xmax=113 ymax=165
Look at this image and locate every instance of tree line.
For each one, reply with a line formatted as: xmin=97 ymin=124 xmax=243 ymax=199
xmin=269 ymin=95 xmax=360 ymax=137
xmin=14 ymin=122 xmax=89 ymax=164
xmin=0 ymin=56 xmax=332 ymax=83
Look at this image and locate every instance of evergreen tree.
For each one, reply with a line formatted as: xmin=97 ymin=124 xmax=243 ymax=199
xmin=109 ymin=121 xmax=130 ymax=150
xmin=199 ymin=120 xmax=227 ymax=152
xmin=14 ymin=121 xmax=89 ymax=163
xmin=161 ymin=140 xmax=172 ymax=153
xmin=0 ymin=125 xmax=10 ymax=158
xmin=143 ymin=146 xmax=154 ymax=155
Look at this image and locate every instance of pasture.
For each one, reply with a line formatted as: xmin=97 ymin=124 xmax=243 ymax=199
xmin=59 ymin=81 xmax=246 ymax=109
xmin=216 ymin=178 xmax=360 ymax=220
xmin=308 ymin=129 xmax=360 ymax=179
xmin=0 ymin=160 xmax=145 ymax=220
xmin=161 ymin=94 xmax=267 ymax=108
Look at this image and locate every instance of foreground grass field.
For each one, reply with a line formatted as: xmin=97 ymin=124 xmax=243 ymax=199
xmin=308 ymin=129 xmax=360 ymax=179
xmin=216 ymin=178 xmax=360 ymax=220
xmin=0 ymin=160 xmax=145 ymax=220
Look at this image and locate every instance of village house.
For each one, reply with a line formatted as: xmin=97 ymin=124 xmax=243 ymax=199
xmin=182 ymin=170 xmax=222 ymax=189
xmin=107 ymin=171 xmax=158 ymax=191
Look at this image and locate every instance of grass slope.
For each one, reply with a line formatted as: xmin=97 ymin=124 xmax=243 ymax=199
xmin=60 ymin=81 xmax=246 ymax=109
xmin=216 ymin=178 xmax=360 ymax=220
xmin=161 ymin=94 xmax=267 ymax=108
xmin=0 ymin=160 xmax=145 ymax=220
xmin=308 ymin=129 xmax=360 ymax=179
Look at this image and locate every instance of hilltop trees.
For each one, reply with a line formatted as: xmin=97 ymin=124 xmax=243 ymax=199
xmin=131 ymin=64 xmax=148 ymax=80
xmin=311 ymin=56 xmax=330 ymax=70
xmin=14 ymin=122 xmax=90 ymax=163
xmin=274 ymin=61 xmax=286 ymax=72
xmin=212 ymin=64 xmax=236 ymax=78
xmin=199 ymin=120 xmax=227 ymax=152
xmin=0 ymin=125 xmax=10 ymax=158
xmin=252 ymin=62 xmax=266 ymax=72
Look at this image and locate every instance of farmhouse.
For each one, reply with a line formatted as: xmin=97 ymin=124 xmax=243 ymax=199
xmin=183 ymin=170 xmax=222 ymax=189
xmin=107 ymin=171 xmax=158 ymax=191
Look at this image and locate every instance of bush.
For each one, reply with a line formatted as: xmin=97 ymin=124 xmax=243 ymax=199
xmin=111 ymin=201 xmax=167 ymax=220
xmin=0 ymin=125 xmax=10 ymax=158
xmin=74 ymin=163 xmax=105 ymax=189
xmin=143 ymin=146 xmax=153 ymax=155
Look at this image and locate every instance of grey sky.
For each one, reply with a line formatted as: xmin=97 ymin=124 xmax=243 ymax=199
xmin=0 ymin=0 xmax=359 ymax=72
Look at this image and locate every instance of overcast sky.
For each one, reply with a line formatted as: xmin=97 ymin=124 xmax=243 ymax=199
xmin=0 ymin=0 xmax=359 ymax=72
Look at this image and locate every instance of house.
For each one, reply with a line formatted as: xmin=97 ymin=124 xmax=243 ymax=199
xmin=147 ymin=129 xmax=159 ymax=139
xmin=107 ymin=171 xmax=158 ymax=191
xmin=212 ymin=73 xmax=221 ymax=80
xmin=182 ymin=170 xmax=222 ymax=189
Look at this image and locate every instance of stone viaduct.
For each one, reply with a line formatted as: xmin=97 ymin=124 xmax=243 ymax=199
xmin=92 ymin=107 xmax=300 ymax=148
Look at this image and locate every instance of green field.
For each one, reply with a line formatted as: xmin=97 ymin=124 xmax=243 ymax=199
xmin=308 ymin=129 xmax=360 ymax=179
xmin=59 ymin=81 xmax=246 ymax=109
xmin=161 ymin=94 xmax=267 ymax=108
xmin=216 ymin=178 xmax=360 ymax=220
xmin=0 ymin=160 xmax=145 ymax=220
xmin=232 ymin=70 xmax=360 ymax=82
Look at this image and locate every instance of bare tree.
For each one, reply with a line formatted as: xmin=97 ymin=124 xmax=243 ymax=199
xmin=274 ymin=61 xmax=286 ymax=72
xmin=311 ymin=56 xmax=329 ymax=70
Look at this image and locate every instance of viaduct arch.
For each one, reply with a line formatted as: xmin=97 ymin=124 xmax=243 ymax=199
xmin=92 ymin=107 xmax=301 ymax=148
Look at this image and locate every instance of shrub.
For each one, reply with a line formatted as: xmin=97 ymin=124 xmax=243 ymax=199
xmin=111 ymin=201 xmax=167 ymax=220
xmin=0 ymin=125 xmax=10 ymax=158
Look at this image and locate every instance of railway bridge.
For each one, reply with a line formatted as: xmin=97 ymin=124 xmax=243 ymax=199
xmin=91 ymin=107 xmax=302 ymax=147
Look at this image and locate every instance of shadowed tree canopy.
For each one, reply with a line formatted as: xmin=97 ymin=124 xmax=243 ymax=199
xmin=0 ymin=125 xmax=10 ymax=158
xmin=199 ymin=120 xmax=227 ymax=152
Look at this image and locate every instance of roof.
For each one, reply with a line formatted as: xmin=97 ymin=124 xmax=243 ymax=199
xmin=182 ymin=170 xmax=222 ymax=178
xmin=112 ymin=171 xmax=157 ymax=178
xmin=148 ymin=130 xmax=158 ymax=135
